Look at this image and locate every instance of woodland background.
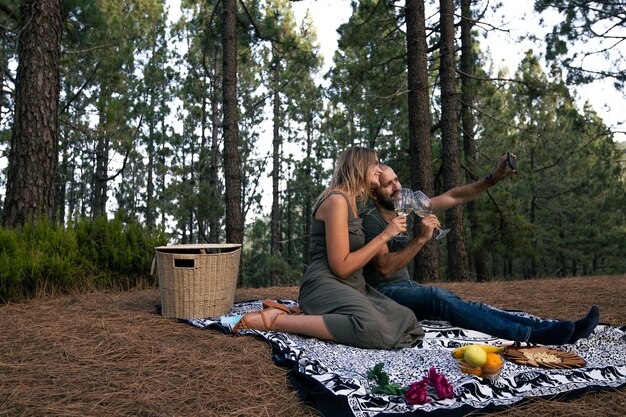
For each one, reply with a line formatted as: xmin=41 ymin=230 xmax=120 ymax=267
xmin=0 ymin=0 xmax=625 ymax=302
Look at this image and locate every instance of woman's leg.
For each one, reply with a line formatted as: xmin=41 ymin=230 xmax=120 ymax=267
xmin=234 ymin=308 xmax=336 ymax=341
xmin=273 ymin=314 xmax=336 ymax=341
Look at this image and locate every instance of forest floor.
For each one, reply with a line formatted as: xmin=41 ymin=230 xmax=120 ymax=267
xmin=1 ymin=275 xmax=625 ymax=417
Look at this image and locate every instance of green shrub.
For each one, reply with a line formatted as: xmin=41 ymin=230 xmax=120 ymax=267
xmin=242 ymin=252 xmax=302 ymax=287
xmin=0 ymin=217 xmax=167 ymax=303
xmin=0 ymin=230 xmax=20 ymax=302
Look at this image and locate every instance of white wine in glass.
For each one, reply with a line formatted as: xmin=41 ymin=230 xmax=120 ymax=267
xmin=413 ymin=209 xmax=432 ymax=218
xmin=412 ymin=190 xmax=450 ymax=240
xmin=392 ymin=189 xmax=413 ymax=241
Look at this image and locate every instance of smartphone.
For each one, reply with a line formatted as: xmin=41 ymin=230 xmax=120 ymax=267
xmin=507 ymin=152 xmax=517 ymax=172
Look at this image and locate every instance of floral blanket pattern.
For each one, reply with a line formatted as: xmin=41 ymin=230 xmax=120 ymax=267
xmin=187 ymin=300 xmax=626 ymax=417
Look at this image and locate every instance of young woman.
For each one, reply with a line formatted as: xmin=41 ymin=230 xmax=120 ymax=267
xmin=233 ymin=146 xmax=424 ymax=349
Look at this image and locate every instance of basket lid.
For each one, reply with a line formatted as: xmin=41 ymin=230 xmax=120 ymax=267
xmin=155 ymin=243 xmax=242 ymax=253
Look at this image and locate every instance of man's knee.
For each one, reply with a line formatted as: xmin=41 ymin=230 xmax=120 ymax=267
xmin=429 ymin=286 xmax=455 ymax=300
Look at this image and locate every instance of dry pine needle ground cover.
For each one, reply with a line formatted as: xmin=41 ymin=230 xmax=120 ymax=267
xmin=1 ymin=275 xmax=625 ymax=417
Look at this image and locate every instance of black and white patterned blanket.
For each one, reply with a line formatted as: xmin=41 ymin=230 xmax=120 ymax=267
xmin=186 ymin=300 xmax=626 ymax=417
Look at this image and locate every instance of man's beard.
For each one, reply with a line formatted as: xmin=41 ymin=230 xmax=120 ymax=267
xmin=376 ymin=189 xmax=395 ymax=211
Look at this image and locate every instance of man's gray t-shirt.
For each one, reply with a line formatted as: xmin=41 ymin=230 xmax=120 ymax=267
xmin=360 ymin=204 xmax=412 ymax=288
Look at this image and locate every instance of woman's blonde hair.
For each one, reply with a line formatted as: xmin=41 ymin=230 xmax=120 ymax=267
xmin=315 ymin=146 xmax=378 ymax=208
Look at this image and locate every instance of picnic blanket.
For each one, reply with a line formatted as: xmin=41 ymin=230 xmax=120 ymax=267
xmin=186 ymin=300 xmax=626 ymax=417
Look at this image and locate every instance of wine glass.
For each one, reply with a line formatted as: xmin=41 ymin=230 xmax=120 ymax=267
xmin=392 ymin=188 xmax=414 ymax=241
xmin=412 ymin=190 xmax=450 ymax=240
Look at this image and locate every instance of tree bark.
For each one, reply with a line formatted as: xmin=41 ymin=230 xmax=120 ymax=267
xmin=271 ymin=58 xmax=282 ymax=258
xmin=270 ymin=57 xmax=282 ymax=287
xmin=55 ymin=135 xmax=68 ymax=225
xmin=159 ymin=97 xmax=168 ymax=229
xmin=92 ymin=107 xmax=110 ymax=219
xmin=405 ymin=0 xmax=439 ymax=281
xmin=530 ymin=157 xmax=538 ymax=278
xmin=302 ymin=124 xmax=313 ymax=266
xmin=146 ymin=119 xmax=155 ymax=230
xmin=209 ymin=55 xmax=222 ymax=243
xmin=0 ymin=37 xmax=8 ymax=129
xmin=222 ymin=0 xmax=243 ymax=246
xmin=460 ymin=0 xmax=490 ymax=281
xmin=2 ymin=0 xmax=63 ymax=228
xmin=197 ymin=75 xmax=209 ymax=242
xmin=145 ymin=41 xmax=157 ymax=232
xmin=440 ymin=0 xmax=469 ymax=281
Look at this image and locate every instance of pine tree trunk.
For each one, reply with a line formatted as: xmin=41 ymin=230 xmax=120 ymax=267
xmin=68 ymin=171 xmax=77 ymax=222
xmin=92 ymin=109 xmax=109 ymax=219
xmin=286 ymin=187 xmax=292 ymax=261
xmin=302 ymin=125 xmax=313 ymax=266
xmin=56 ymin=139 xmax=68 ymax=225
xmin=2 ymin=0 xmax=62 ymax=228
xmin=197 ymin=77 xmax=209 ymax=243
xmin=440 ymin=0 xmax=469 ymax=281
xmin=460 ymin=0 xmax=490 ymax=282
xmin=209 ymin=63 xmax=221 ymax=243
xmin=0 ymin=38 xmax=8 ymax=130
xmin=530 ymin=195 xmax=538 ymax=278
xmin=145 ymin=38 xmax=159 ymax=232
xmin=222 ymin=0 xmax=243 ymax=248
xmin=80 ymin=175 xmax=87 ymax=218
xmin=146 ymin=133 xmax=155 ymax=230
xmin=159 ymin=103 xmax=168 ymax=229
xmin=146 ymin=101 xmax=156 ymax=231
xmin=188 ymin=206 xmax=194 ymax=243
xmin=271 ymin=60 xmax=282 ymax=257
xmin=270 ymin=60 xmax=282 ymax=287
xmin=405 ymin=0 xmax=439 ymax=281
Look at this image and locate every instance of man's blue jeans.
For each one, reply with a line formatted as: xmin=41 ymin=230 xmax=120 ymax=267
xmin=377 ymin=280 xmax=547 ymax=342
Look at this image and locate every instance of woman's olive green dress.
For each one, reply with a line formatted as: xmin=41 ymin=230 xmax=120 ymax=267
xmin=298 ymin=192 xmax=424 ymax=349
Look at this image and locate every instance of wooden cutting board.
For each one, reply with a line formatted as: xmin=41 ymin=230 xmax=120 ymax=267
xmin=503 ymin=346 xmax=586 ymax=369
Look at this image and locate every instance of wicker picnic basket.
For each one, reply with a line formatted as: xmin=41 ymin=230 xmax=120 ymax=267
xmin=154 ymin=243 xmax=242 ymax=319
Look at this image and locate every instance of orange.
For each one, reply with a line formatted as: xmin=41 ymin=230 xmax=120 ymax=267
xmin=484 ymin=353 xmax=503 ymax=367
xmin=459 ymin=361 xmax=482 ymax=376
xmin=482 ymin=353 xmax=503 ymax=378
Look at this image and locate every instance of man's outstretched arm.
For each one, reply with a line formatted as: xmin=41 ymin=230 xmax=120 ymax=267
xmin=431 ymin=153 xmax=516 ymax=211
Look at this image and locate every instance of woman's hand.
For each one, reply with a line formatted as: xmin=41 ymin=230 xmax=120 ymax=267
xmin=383 ymin=214 xmax=407 ymax=241
xmin=322 ymin=192 xmax=402 ymax=279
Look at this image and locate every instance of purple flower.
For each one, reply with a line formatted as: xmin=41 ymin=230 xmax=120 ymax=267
xmin=426 ymin=367 xmax=455 ymax=400
xmin=404 ymin=380 xmax=430 ymax=405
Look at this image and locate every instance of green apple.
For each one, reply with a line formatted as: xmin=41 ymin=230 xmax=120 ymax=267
xmin=464 ymin=345 xmax=487 ymax=366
